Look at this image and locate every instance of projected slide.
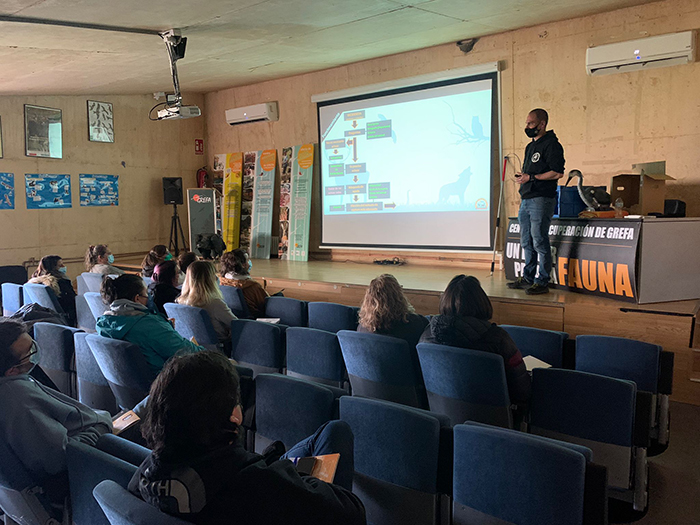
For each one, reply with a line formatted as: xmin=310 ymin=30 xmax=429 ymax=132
xmin=318 ymin=75 xmax=496 ymax=250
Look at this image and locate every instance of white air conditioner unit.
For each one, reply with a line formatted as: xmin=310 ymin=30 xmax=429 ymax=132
xmin=586 ymin=31 xmax=695 ymax=76
xmin=225 ymin=102 xmax=279 ymax=126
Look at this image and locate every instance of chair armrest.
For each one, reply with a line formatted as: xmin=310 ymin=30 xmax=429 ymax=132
xmin=658 ymin=351 xmax=674 ymax=395
xmin=583 ymin=461 xmax=608 ymax=525
xmin=634 ymin=391 xmax=653 ymax=448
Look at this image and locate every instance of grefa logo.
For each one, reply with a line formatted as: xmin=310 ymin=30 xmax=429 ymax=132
xmin=193 ymin=194 xmax=212 ymax=203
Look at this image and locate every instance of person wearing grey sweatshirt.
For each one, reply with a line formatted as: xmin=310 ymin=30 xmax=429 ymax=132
xmin=0 ymin=319 xmax=112 ymax=501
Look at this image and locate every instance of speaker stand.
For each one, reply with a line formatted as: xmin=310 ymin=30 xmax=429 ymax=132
xmin=169 ymin=203 xmax=189 ymax=255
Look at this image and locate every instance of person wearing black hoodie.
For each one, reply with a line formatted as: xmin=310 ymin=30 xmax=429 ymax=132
xmin=508 ymin=108 xmax=565 ymax=295
xmin=129 ymin=351 xmax=365 ymax=525
xmin=420 ymin=275 xmax=531 ymax=404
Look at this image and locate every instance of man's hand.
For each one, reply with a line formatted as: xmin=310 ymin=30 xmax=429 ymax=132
xmin=515 ymin=172 xmax=531 ymax=185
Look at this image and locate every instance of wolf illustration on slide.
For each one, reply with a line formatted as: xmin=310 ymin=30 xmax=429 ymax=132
xmin=438 ymin=167 xmax=472 ymax=205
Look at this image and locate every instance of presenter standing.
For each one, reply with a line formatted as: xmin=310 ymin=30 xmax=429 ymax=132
xmin=507 ymin=109 xmax=565 ymax=295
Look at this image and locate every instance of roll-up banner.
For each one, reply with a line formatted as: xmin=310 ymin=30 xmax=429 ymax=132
xmin=239 ymin=152 xmax=257 ymax=252
xmin=251 ymin=149 xmax=277 ymax=259
xmin=504 ymin=218 xmax=641 ymax=302
xmin=222 ymin=152 xmax=243 ymax=250
xmin=279 ymin=144 xmax=314 ymax=261
xmin=187 ymin=188 xmax=217 ymax=256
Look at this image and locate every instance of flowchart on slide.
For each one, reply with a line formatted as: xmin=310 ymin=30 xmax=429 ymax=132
xmin=320 ymin=91 xmax=493 ymax=216
xmin=323 ymin=110 xmax=397 ymax=214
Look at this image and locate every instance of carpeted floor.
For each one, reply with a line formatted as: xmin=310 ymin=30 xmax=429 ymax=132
xmin=628 ymin=401 xmax=700 ymax=524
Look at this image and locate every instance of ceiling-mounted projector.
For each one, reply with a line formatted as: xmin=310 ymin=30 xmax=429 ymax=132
xmin=225 ymin=102 xmax=279 ymax=125
xmin=157 ymin=105 xmax=201 ymax=120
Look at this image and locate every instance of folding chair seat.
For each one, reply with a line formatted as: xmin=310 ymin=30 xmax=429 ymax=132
xmin=286 ymin=327 xmax=347 ymax=390
xmin=338 ymin=330 xmax=427 ymax=409
xmin=417 ymin=342 xmax=512 ymax=428
xmin=530 ymin=368 xmax=649 ymax=511
xmin=307 ymin=302 xmax=358 ymax=333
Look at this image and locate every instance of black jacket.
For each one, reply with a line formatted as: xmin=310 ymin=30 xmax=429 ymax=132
xmin=129 ymin=442 xmax=366 ymax=525
xmin=148 ymin=282 xmax=181 ymax=316
xmin=419 ymin=315 xmax=531 ymax=404
xmin=519 ymin=130 xmax=565 ymax=200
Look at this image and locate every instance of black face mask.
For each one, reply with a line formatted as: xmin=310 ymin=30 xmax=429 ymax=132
xmin=524 ymin=127 xmax=540 ymax=138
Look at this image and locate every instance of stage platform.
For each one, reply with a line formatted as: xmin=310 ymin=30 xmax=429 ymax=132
xmin=250 ymin=259 xmax=700 ymax=406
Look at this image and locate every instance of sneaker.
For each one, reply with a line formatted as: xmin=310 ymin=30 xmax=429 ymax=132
xmin=526 ymin=283 xmax=550 ymax=295
xmin=507 ymin=277 xmax=532 ymax=290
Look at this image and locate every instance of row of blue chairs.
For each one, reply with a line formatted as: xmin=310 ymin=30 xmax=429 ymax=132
xmin=34 ymin=322 xmax=649 ymax=517
xmin=1 ymin=379 xmax=608 ymax=525
xmin=31 ymin=305 xmax=673 ymax=451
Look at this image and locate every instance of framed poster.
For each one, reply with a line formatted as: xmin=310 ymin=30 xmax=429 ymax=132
xmin=87 ymin=100 xmax=114 ymax=143
xmin=0 ymin=116 xmax=3 ymax=158
xmin=25 ymin=105 xmax=62 ymax=158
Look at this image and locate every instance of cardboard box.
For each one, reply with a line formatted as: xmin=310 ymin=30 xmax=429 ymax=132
xmin=610 ymin=161 xmax=674 ymax=215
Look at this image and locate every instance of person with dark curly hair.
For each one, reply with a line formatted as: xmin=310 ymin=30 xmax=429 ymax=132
xmin=142 ymin=244 xmax=171 ymax=278
xmin=357 ymin=274 xmax=427 ymax=351
xmin=219 ymin=249 xmax=268 ymax=318
xmin=130 ymin=351 xmax=365 ymax=525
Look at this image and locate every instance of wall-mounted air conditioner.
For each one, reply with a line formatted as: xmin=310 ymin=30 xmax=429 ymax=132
xmin=586 ymin=31 xmax=695 ymax=76
xmin=225 ymin=102 xmax=279 ymax=125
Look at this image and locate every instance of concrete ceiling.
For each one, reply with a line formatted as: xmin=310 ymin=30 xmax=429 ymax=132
xmin=0 ymin=0 xmax=658 ymax=95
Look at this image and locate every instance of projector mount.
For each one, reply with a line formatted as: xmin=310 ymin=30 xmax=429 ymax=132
xmin=160 ymin=29 xmax=186 ymax=108
xmin=151 ymin=29 xmax=201 ymax=120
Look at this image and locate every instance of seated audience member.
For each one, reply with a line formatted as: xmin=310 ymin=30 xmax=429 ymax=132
xmin=130 ymin=351 xmax=365 ymax=525
xmin=178 ymin=250 xmax=198 ymax=286
xmin=96 ymin=274 xmax=203 ymax=376
xmin=0 ymin=319 xmax=112 ymax=503
xmin=142 ymin=244 xmax=171 ymax=278
xmin=219 ymin=249 xmax=268 ymax=318
xmin=85 ymin=244 xmax=125 ymax=275
xmin=28 ymin=255 xmax=78 ymax=326
xmin=148 ymin=260 xmax=181 ymax=315
xmin=358 ymin=274 xmax=428 ymax=349
xmin=178 ymin=250 xmax=198 ymax=275
xmin=419 ymin=275 xmax=531 ymax=404
xmin=178 ymin=261 xmax=237 ymax=342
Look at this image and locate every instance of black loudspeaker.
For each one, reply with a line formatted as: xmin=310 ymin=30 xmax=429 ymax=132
xmin=162 ymin=177 xmax=183 ymax=205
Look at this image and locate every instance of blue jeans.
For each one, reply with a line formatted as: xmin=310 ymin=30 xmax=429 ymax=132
xmin=282 ymin=420 xmax=354 ymax=491
xmin=518 ymin=196 xmax=556 ymax=285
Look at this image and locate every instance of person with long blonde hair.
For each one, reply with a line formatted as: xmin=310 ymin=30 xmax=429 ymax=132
xmin=358 ymin=274 xmax=428 ymax=350
xmin=177 ymin=261 xmax=237 ymax=341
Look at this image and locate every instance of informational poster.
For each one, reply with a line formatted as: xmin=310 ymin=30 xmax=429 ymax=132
xmin=25 ymin=174 xmax=72 ymax=209
xmin=222 ymin=152 xmax=243 ymax=250
xmin=187 ymin=188 xmax=217 ymax=256
xmin=25 ymin=105 xmax=62 ymax=158
xmin=239 ymin=151 xmax=258 ymax=252
xmin=279 ymin=144 xmax=314 ymax=261
xmin=0 ymin=173 xmax=14 ymax=210
xmin=79 ymin=174 xmax=118 ymax=206
xmin=504 ymin=218 xmax=641 ymax=303
xmin=251 ymin=149 xmax=277 ymax=259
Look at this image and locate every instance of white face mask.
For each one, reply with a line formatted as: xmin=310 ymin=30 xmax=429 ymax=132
xmin=58 ymin=267 xmax=67 ymax=275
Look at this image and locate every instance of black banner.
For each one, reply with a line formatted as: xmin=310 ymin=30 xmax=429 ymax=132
xmin=504 ymin=218 xmax=642 ymax=303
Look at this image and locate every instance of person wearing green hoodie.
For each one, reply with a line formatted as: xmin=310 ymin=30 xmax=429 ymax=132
xmin=96 ymin=274 xmax=204 ymax=376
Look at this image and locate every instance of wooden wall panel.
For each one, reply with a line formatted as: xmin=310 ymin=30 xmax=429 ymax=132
xmin=492 ymin=300 xmax=565 ymax=332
